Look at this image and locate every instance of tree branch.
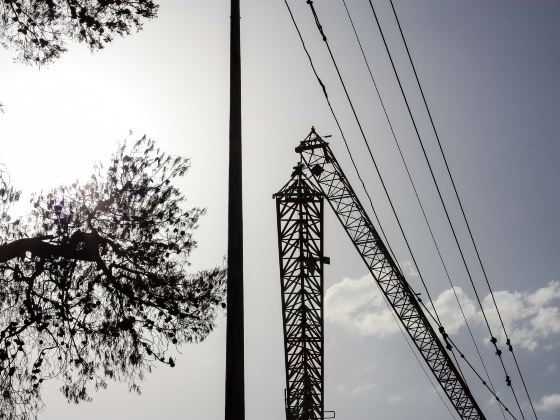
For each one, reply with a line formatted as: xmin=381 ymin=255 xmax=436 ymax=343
xmin=0 ymin=232 xmax=99 ymax=263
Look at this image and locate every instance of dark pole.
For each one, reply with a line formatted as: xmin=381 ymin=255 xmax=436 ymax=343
xmin=225 ymin=0 xmax=244 ymax=419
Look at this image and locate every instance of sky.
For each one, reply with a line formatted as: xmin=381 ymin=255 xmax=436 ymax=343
xmin=1 ymin=0 xmax=560 ymax=419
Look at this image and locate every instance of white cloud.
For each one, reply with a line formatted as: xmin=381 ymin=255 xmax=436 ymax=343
xmin=480 ymin=281 xmax=560 ymax=351
xmin=349 ymin=382 xmax=377 ymax=396
xmin=356 ymin=363 xmax=377 ymax=376
xmin=387 ymin=393 xmax=404 ymax=404
xmin=325 ymin=275 xmax=399 ymax=337
xmin=528 ymin=282 xmax=560 ymax=306
xmin=545 ymin=364 xmax=557 ymax=375
xmin=325 ymin=275 xmax=560 ymax=351
xmin=433 ymin=287 xmax=477 ymax=335
xmin=400 ymin=260 xmax=418 ymax=277
xmin=336 ymin=379 xmax=376 ymax=397
xmin=535 ymin=393 xmax=560 ymax=413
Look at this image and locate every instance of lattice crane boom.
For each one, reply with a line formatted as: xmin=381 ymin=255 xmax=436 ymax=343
xmin=293 ymin=128 xmax=486 ymax=420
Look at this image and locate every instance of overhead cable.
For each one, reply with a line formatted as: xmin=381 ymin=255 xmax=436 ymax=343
xmin=418 ymin=300 xmax=519 ymax=420
xmin=282 ymin=4 xmax=465 ymax=416
xmin=282 ymin=0 xmax=402 ymax=271
xmin=303 ymin=0 xmax=443 ymax=326
xmin=340 ymin=1 xmax=505 ymax=418
xmin=385 ymin=293 xmax=461 ymax=420
xmin=386 ymin=1 xmax=538 ymax=417
xmin=283 ymin=1 xmax=520 ymax=417
xmin=366 ymin=1 xmax=527 ymax=417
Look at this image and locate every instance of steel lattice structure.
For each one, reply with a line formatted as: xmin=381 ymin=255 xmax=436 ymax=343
xmin=274 ymin=164 xmax=326 ymax=420
xmin=289 ymin=128 xmax=486 ymax=420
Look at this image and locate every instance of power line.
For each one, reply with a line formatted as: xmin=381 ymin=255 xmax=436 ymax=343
xmin=282 ymin=3 xmax=462 ymax=417
xmin=303 ymin=0 xmax=444 ymax=327
xmin=339 ymin=1 xmax=506 ymax=418
xmin=282 ymin=0 xmax=402 ymax=272
xmin=418 ymin=300 xmax=519 ymax=420
xmin=365 ymin=1 xmax=527 ymax=417
xmin=283 ymin=1 xmax=523 ymax=417
xmin=385 ymin=294 xmax=461 ymax=420
xmin=301 ymin=0 xmax=509 ymax=412
xmin=385 ymin=2 xmax=538 ymax=417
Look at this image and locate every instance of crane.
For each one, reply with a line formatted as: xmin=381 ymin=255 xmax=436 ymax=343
xmin=274 ymin=128 xmax=486 ymax=420
xmin=274 ymin=162 xmax=327 ymax=420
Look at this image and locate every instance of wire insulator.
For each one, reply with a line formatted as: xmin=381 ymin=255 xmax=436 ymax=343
xmin=507 ymin=338 xmax=514 ymax=352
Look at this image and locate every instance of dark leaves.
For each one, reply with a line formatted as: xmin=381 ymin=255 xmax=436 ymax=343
xmin=0 ymin=137 xmax=226 ymax=419
xmin=0 ymin=0 xmax=160 ymax=65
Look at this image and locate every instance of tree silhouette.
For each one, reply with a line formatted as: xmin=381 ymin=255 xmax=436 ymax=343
xmin=0 ymin=0 xmax=159 ymax=65
xmin=0 ymin=137 xmax=226 ymax=419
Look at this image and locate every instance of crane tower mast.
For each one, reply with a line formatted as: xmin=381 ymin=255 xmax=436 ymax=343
xmin=274 ymin=164 xmax=327 ymax=420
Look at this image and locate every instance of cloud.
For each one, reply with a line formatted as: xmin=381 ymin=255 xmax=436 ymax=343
xmin=325 ymin=275 xmax=398 ymax=337
xmin=356 ymin=363 xmax=377 ymax=376
xmin=480 ymin=281 xmax=560 ymax=351
xmin=433 ymin=287 xmax=477 ymax=335
xmin=337 ymin=380 xmax=377 ymax=397
xmin=325 ymin=275 xmax=560 ymax=351
xmin=400 ymin=260 xmax=418 ymax=277
xmin=545 ymin=364 xmax=557 ymax=375
xmin=387 ymin=393 xmax=404 ymax=404
xmin=427 ymin=282 xmax=560 ymax=349
xmin=535 ymin=393 xmax=560 ymax=413
xmin=349 ymin=382 xmax=377 ymax=396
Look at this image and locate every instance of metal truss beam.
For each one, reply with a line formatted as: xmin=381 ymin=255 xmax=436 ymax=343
xmin=296 ymin=129 xmax=485 ymax=420
xmin=274 ymin=164 xmax=326 ymax=420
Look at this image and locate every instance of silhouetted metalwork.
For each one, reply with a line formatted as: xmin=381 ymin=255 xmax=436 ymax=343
xmin=274 ymin=164 xmax=327 ymax=420
xmin=294 ymin=128 xmax=485 ymax=420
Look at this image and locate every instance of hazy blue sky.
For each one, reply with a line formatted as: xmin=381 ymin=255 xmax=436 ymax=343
xmin=1 ymin=1 xmax=559 ymax=419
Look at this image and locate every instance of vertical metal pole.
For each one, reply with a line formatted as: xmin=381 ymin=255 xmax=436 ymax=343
xmin=225 ymin=0 xmax=244 ymax=419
